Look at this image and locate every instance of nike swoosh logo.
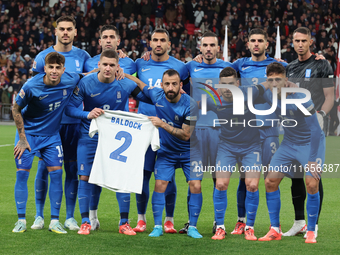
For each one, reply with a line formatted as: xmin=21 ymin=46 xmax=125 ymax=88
xmin=71 ymin=192 xmax=76 ymax=195
xmin=248 ymin=211 xmax=255 ymax=214
xmin=242 ymin=66 xmax=250 ymax=71
xmin=194 ymin=213 xmax=199 ymax=216
xmin=91 ymin=93 xmax=101 ymax=97
xmin=194 ymin=68 xmax=203 ymax=72
xmin=123 ymin=200 xmax=130 ymax=202
xmin=309 ymin=214 xmax=317 ymax=217
xmin=17 ymin=201 xmax=25 ymax=204
xmin=289 ymin=73 xmax=294 ymax=76
xmin=142 ymin=68 xmax=150 ymax=72
xmin=39 ymin=95 xmax=49 ymax=100
xmin=155 ymin=103 xmax=164 ymax=107
xmin=216 ymin=209 xmax=223 ymax=212
xmin=56 ymin=202 xmax=61 ymax=205
xmin=217 ymin=107 xmax=228 ymax=111
xmin=36 ymin=189 xmax=43 ymax=192
xmin=79 ymin=197 xmax=86 ymax=200
xmin=196 ymin=173 xmax=203 ymax=177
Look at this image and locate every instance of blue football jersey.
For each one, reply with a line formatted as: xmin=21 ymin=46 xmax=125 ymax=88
xmin=263 ymin=90 xmax=323 ymax=161
xmin=84 ymin=54 xmax=137 ymax=74
xmin=136 ymin=57 xmax=189 ymax=117
xmin=206 ymin=85 xmax=263 ymax=145
xmin=143 ymin=86 xmax=199 ymax=153
xmin=16 ymin=72 xmax=81 ymax=136
xmin=65 ymin=72 xmax=145 ymax=140
xmin=32 ymin=46 xmax=91 ymax=124
xmin=186 ymin=59 xmax=232 ymax=127
xmin=232 ymin=56 xmax=288 ymax=126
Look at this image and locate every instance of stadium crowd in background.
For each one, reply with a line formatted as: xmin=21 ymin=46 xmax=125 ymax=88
xmin=0 ymin=0 xmax=340 ymax=126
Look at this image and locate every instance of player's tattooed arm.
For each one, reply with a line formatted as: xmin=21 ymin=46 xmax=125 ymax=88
xmin=12 ymin=102 xmax=31 ymax=159
xmin=125 ymin=74 xmax=147 ymax=90
xmin=149 ymin=116 xmax=194 ymax=141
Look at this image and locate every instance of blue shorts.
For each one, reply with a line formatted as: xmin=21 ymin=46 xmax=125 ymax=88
xmin=59 ymin=123 xmax=80 ymax=162
xmin=196 ymin=127 xmax=220 ymax=169
xmin=259 ymin=126 xmax=279 ymax=166
xmin=14 ymin=132 xmax=63 ymax=169
xmin=77 ymin=138 xmax=97 ymax=176
xmin=269 ymin=135 xmax=326 ymax=178
xmin=143 ymin=145 xmax=157 ymax=172
xmin=154 ymin=146 xmax=202 ymax=182
xmin=216 ymin=141 xmax=262 ymax=173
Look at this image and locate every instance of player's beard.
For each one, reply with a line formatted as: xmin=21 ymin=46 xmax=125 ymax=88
xmin=166 ymin=90 xmax=179 ymax=100
xmin=251 ymin=48 xmax=265 ymax=58
xmin=58 ymin=36 xmax=73 ymax=46
xmin=203 ymin=51 xmax=215 ymax=61
xmin=153 ymin=47 xmax=167 ymax=57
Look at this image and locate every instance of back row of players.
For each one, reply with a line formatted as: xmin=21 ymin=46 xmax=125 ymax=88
xmin=12 ymin=16 xmax=333 ymax=243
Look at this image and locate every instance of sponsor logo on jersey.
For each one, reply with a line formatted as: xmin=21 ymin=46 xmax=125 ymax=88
xmin=75 ymin=60 xmax=80 ymax=67
xmin=156 ymin=103 xmax=164 ymax=107
xmin=33 ymin=61 xmax=37 ymax=69
xmin=39 ymin=95 xmax=49 ymax=100
xmin=117 ymin=91 xmax=122 ymax=99
xmin=90 ymin=93 xmax=101 ymax=97
xmin=19 ymin=89 xmax=25 ymax=99
xmin=186 ymin=116 xmax=197 ymax=121
xmin=63 ymin=89 xmax=67 ymax=96
xmin=141 ymin=68 xmax=150 ymax=72
xmin=241 ymin=66 xmax=250 ymax=71
xmin=194 ymin=68 xmax=203 ymax=72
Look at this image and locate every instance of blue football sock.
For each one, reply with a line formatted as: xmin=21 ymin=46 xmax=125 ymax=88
xmin=15 ymin=171 xmax=29 ymax=219
xmin=90 ymin=184 xmax=102 ymax=211
xmin=266 ymin=189 xmax=280 ymax=228
xmin=165 ymin=177 xmax=176 ymax=217
xmin=152 ymin=191 xmax=165 ymax=226
xmin=78 ymin=179 xmax=91 ymax=224
xmin=213 ymin=188 xmax=227 ymax=226
xmin=188 ymin=192 xmax=202 ymax=227
xmin=136 ymin=170 xmax=152 ymax=214
xmin=34 ymin=160 xmax=48 ymax=218
xmin=237 ymin=179 xmax=246 ymax=218
xmin=307 ymin=192 xmax=320 ymax=231
xmin=187 ymin=187 xmax=191 ymax=219
xmin=49 ymin=169 xmax=63 ymax=220
xmin=64 ymin=161 xmax=78 ymax=219
xmin=245 ymin=190 xmax=259 ymax=227
xmin=116 ymin=192 xmax=130 ymax=225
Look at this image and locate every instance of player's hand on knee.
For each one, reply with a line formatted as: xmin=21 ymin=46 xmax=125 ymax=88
xmin=314 ymin=53 xmax=325 ymax=60
xmin=118 ymin=49 xmax=127 ymax=58
xmin=14 ymin=139 xmax=31 ymax=159
xmin=193 ymin=54 xmax=203 ymax=63
xmin=88 ymin=108 xmax=105 ymax=119
xmin=307 ymin=161 xmax=321 ymax=180
xmin=116 ymin=67 xmax=125 ymax=80
xmin=141 ymin=51 xmax=151 ymax=61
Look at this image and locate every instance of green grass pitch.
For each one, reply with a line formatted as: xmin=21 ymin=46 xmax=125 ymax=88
xmin=0 ymin=125 xmax=339 ymax=254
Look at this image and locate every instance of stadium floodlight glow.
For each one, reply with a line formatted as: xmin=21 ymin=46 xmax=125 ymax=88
xmin=200 ymin=85 xmax=312 ymax=116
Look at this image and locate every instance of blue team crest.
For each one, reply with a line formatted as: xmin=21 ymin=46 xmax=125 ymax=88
xmin=73 ymin=86 xmax=79 ymax=95
xmin=63 ymin=89 xmax=67 ymax=96
xmin=174 ymin=114 xmax=179 ymax=122
xmin=305 ymin=69 xmax=311 ymax=78
xmin=75 ymin=60 xmax=80 ymax=67
xmin=117 ymin=91 xmax=122 ymax=99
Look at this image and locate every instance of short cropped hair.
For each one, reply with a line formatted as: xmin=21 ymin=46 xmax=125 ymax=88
xmin=45 ymin=52 xmax=65 ymax=66
xmin=100 ymin=25 xmax=119 ymax=38
xmin=293 ymin=27 xmax=311 ymax=38
xmin=56 ymin=16 xmax=76 ymax=27
xmin=219 ymin=67 xmax=237 ymax=78
xmin=100 ymin=49 xmax=119 ymax=62
xmin=266 ymin=62 xmax=286 ymax=77
xmin=151 ymin=28 xmax=170 ymax=40
xmin=202 ymin=31 xmax=218 ymax=39
xmin=162 ymin=69 xmax=180 ymax=81
xmin=248 ymin=28 xmax=268 ymax=41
